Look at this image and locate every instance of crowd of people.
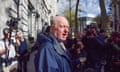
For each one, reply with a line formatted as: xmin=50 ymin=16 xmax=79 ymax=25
xmin=0 ymin=28 xmax=31 ymax=72
xmin=65 ymin=26 xmax=120 ymax=72
xmin=0 ymin=15 xmax=120 ymax=72
xmin=34 ymin=16 xmax=120 ymax=72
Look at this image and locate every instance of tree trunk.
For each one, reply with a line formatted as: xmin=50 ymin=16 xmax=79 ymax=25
xmin=99 ymin=0 xmax=108 ymax=30
xmin=75 ymin=0 xmax=80 ymax=32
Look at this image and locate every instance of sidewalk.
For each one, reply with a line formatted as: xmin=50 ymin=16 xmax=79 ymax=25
xmin=27 ymin=51 xmax=37 ymax=72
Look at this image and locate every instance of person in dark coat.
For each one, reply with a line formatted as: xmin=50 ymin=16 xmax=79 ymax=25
xmin=84 ymin=31 xmax=104 ymax=72
xmin=15 ymin=30 xmax=30 ymax=72
xmin=34 ymin=32 xmax=51 ymax=72
xmin=35 ymin=16 xmax=72 ymax=72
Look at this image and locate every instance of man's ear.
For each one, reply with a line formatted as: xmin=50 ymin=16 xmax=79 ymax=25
xmin=50 ymin=26 xmax=56 ymax=31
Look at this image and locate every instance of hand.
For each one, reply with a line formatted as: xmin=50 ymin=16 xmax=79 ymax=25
xmin=16 ymin=53 xmax=20 ymax=57
xmin=24 ymin=52 xmax=30 ymax=56
xmin=16 ymin=39 xmax=20 ymax=46
xmin=79 ymin=57 xmax=87 ymax=63
xmin=6 ymin=46 xmax=10 ymax=50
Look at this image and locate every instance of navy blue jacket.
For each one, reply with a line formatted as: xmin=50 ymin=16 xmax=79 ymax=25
xmin=19 ymin=39 xmax=27 ymax=54
xmin=35 ymin=33 xmax=72 ymax=72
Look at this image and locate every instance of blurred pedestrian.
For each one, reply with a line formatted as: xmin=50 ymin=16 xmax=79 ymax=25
xmin=15 ymin=30 xmax=30 ymax=72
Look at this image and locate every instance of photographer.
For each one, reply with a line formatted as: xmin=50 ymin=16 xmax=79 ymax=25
xmin=70 ymin=32 xmax=87 ymax=72
xmin=0 ymin=28 xmax=17 ymax=72
xmin=15 ymin=30 xmax=30 ymax=72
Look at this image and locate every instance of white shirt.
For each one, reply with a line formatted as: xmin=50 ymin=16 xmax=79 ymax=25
xmin=0 ymin=39 xmax=16 ymax=59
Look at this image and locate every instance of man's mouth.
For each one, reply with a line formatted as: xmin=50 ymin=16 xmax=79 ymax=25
xmin=63 ymin=33 xmax=68 ymax=37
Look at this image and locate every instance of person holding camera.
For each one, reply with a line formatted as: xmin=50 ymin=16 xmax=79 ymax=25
xmin=0 ymin=28 xmax=17 ymax=72
xmin=15 ymin=30 xmax=30 ymax=72
xmin=70 ymin=32 xmax=87 ymax=72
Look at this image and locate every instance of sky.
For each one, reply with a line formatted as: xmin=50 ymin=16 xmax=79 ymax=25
xmin=57 ymin=0 xmax=110 ymax=17
xmin=79 ymin=0 xmax=100 ymax=17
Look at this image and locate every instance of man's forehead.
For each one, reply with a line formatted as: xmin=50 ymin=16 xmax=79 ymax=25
xmin=56 ymin=17 xmax=68 ymax=24
xmin=55 ymin=16 xmax=67 ymax=22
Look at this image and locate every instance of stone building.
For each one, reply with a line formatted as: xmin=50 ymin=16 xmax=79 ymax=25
xmin=0 ymin=0 xmax=57 ymax=39
xmin=110 ymin=0 xmax=120 ymax=32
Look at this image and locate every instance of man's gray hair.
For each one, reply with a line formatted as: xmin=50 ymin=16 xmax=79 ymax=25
xmin=50 ymin=16 xmax=55 ymax=25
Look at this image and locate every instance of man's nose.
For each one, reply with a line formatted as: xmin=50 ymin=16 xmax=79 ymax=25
xmin=64 ymin=28 xmax=69 ymax=33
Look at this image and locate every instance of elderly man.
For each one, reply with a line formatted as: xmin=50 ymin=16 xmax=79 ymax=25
xmin=35 ymin=16 xmax=72 ymax=72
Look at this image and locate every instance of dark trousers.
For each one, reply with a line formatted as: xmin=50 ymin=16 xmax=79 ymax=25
xmin=18 ymin=54 xmax=29 ymax=72
xmin=0 ymin=57 xmax=3 ymax=72
xmin=0 ymin=64 xmax=2 ymax=72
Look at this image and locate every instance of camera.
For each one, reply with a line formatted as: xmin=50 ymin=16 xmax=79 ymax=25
xmin=5 ymin=18 xmax=20 ymax=45
xmin=6 ymin=18 xmax=20 ymax=27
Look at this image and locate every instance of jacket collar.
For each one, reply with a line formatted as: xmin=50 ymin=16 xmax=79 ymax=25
xmin=48 ymin=33 xmax=70 ymax=58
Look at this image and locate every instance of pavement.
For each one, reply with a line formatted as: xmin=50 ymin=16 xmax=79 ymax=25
xmin=27 ymin=51 xmax=37 ymax=72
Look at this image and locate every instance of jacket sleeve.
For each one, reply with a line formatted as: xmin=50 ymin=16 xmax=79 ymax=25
xmin=38 ymin=42 xmax=59 ymax=72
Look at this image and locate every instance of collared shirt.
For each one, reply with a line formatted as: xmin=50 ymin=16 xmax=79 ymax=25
xmin=59 ymin=42 xmax=67 ymax=51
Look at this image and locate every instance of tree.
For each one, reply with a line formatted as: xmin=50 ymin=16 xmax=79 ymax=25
xmin=99 ymin=0 xmax=108 ymax=30
xmin=64 ymin=10 xmax=80 ymax=33
xmin=75 ymin=0 xmax=80 ymax=32
xmin=64 ymin=10 xmax=75 ymax=27
xmin=64 ymin=10 xmax=80 ymax=27
xmin=94 ymin=15 xmax=102 ymax=28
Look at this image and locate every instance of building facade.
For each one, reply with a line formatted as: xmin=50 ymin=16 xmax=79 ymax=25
xmin=0 ymin=0 xmax=57 ymax=39
xmin=79 ymin=16 xmax=96 ymax=32
xmin=110 ymin=0 xmax=120 ymax=32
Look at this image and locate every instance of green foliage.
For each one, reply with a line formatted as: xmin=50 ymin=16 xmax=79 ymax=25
xmin=64 ymin=10 xmax=80 ymax=26
xmin=94 ymin=15 xmax=101 ymax=24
